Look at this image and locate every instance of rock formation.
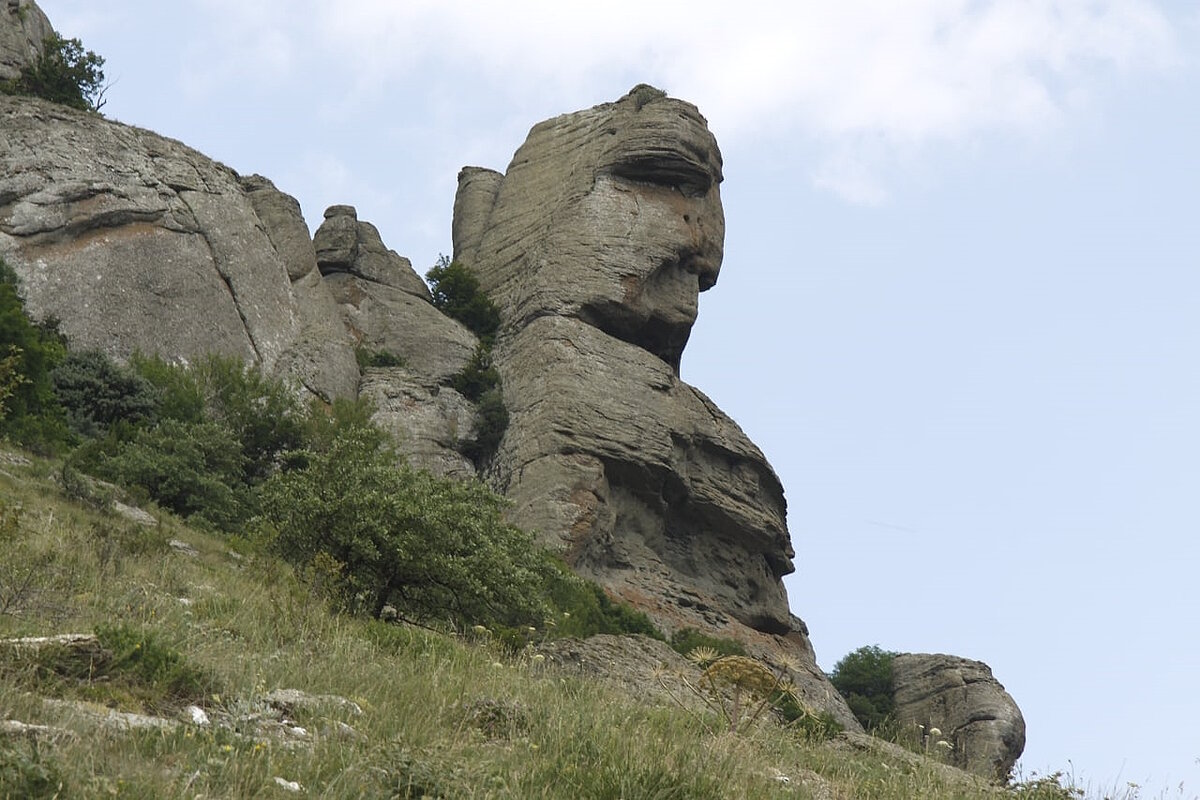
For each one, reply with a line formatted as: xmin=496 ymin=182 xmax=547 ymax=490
xmin=0 ymin=94 xmax=359 ymax=401
xmin=0 ymin=0 xmax=1027 ymax=742
xmin=0 ymin=0 xmax=51 ymax=83
xmin=313 ymin=204 xmax=481 ymax=478
xmin=452 ymin=85 xmax=855 ymax=726
xmin=891 ymin=653 xmax=1027 ymax=781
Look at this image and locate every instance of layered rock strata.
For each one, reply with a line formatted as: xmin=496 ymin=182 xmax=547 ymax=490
xmin=891 ymin=653 xmax=1027 ymax=781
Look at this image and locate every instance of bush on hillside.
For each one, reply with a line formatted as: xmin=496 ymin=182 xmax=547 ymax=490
xmin=668 ymin=628 xmax=746 ymax=659
xmin=828 ymin=644 xmax=898 ymax=732
xmin=51 ymin=350 xmax=158 ymax=439
xmin=89 ymin=419 xmax=249 ymax=531
xmin=131 ymin=353 xmax=305 ymax=484
xmin=0 ymin=33 xmax=107 ymax=112
xmin=543 ymin=564 xmax=663 ymax=641
xmin=257 ymin=427 xmax=549 ymax=625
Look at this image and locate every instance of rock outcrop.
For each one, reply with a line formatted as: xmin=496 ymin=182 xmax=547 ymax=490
xmin=891 ymin=653 xmax=1026 ymax=781
xmin=0 ymin=94 xmax=359 ymax=401
xmin=314 ymin=204 xmax=481 ymax=477
xmin=0 ymin=0 xmax=52 ymax=82
xmin=453 ymin=85 xmax=855 ymax=727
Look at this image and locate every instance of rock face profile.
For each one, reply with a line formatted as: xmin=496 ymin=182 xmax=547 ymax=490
xmin=453 ymin=85 xmax=853 ymax=723
xmin=891 ymin=653 xmax=1027 ymax=781
xmin=1 ymin=0 xmax=1025 ymax=742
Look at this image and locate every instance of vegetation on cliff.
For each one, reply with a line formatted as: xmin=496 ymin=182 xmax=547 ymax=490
xmin=426 ymin=256 xmax=509 ymax=467
xmin=0 ymin=32 xmax=106 ymax=111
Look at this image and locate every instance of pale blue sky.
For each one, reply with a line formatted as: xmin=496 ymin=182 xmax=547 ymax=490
xmin=40 ymin=1 xmax=1200 ymax=794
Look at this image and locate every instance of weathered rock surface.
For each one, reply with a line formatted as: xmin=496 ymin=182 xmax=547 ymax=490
xmin=358 ymin=368 xmax=477 ymax=479
xmin=315 ymin=204 xmax=430 ymax=299
xmin=0 ymin=95 xmax=358 ymax=401
xmin=0 ymin=0 xmax=52 ymax=82
xmin=455 ymin=85 xmax=855 ymax=727
xmin=891 ymin=653 xmax=1026 ymax=781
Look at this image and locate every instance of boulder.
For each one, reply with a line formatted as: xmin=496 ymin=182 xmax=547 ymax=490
xmin=455 ymin=85 xmax=855 ymax=727
xmin=891 ymin=652 xmax=1026 ymax=781
xmin=0 ymin=95 xmax=358 ymax=401
xmin=0 ymin=0 xmax=52 ymax=83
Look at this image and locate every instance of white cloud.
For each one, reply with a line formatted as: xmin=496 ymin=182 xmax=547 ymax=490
xmin=179 ymin=0 xmax=1181 ymax=203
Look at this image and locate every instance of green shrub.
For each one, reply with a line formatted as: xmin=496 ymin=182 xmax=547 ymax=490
xmin=457 ymin=386 xmax=509 ymax=465
xmin=355 ymin=346 xmax=405 ymax=370
xmin=0 ymin=344 xmax=23 ymax=419
xmin=128 ymin=352 xmax=204 ymax=424
xmin=544 ymin=564 xmax=664 ymax=640
xmin=0 ymin=740 xmax=65 ymax=800
xmin=298 ymin=394 xmax=386 ymax=457
xmin=426 ymin=256 xmax=501 ymax=346
xmin=669 ymin=628 xmax=746 ymax=659
xmin=772 ymin=693 xmax=844 ymax=741
xmin=0 ymin=33 xmax=106 ymax=112
xmin=51 ymin=349 xmax=158 ymax=438
xmin=450 ymin=344 xmax=500 ymax=402
xmin=131 ymin=353 xmax=305 ymax=483
xmin=828 ymin=644 xmax=898 ymax=732
xmin=94 ymin=623 xmax=216 ymax=710
xmin=0 ymin=259 xmax=68 ymax=451
xmin=91 ymin=419 xmax=249 ymax=531
xmin=258 ymin=427 xmax=549 ymax=626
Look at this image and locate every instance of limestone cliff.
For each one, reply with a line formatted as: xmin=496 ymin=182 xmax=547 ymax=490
xmin=0 ymin=94 xmax=359 ymax=402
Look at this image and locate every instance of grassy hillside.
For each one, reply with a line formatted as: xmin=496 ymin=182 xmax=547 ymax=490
xmin=0 ymin=446 xmax=1094 ymax=800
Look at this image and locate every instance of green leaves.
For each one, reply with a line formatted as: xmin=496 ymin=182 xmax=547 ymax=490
xmin=259 ymin=428 xmax=548 ymax=627
xmin=0 ymin=33 xmax=107 ymax=112
xmin=425 ymin=257 xmax=501 ymax=346
xmin=828 ymin=644 xmax=898 ymax=732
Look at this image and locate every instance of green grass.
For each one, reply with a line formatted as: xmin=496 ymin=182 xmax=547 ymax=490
xmin=0 ymin=444 xmax=1127 ymax=799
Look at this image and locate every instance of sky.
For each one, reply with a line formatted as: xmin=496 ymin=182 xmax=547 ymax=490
xmin=35 ymin=1 xmax=1200 ymax=795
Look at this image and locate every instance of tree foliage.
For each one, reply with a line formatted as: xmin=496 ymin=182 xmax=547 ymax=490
xmin=425 ymin=257 xmax=501 ymax=346
xmin=258 ymin=427 xmax=550 ymax=625
xmin=90 ymin=419 xmax=249 ymax=531
xmin=131 ymin=353 xmax=305 ymax=484
xmin=0 ymin=259 xmax=68 ymax=450
xmin=0 ymin=33 xmax=107 ymax=112
xmin=51 ymin=350 xmax=158 ymax=439
xmin=828 ymin=644 xmax=898 ymax=732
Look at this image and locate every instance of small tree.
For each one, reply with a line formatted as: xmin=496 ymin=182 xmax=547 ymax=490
xmin=1 ymin=33 xmax=107 ymax=112
xmin=0 ymin=259 xmax=68 ymax=450
xmin=425 ymin=257 xmax=501 ymax=346
xmin=258 ymin=427 xmax=549 ymax=625
xmin=828 ymin=644 xmax=898 ymax=732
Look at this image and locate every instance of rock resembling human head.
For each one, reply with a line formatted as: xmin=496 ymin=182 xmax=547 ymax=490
xmin=453 ymin=84 xmax=725 ymax=371
xmin=453 ymin=87 xmax=795 ymax=634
